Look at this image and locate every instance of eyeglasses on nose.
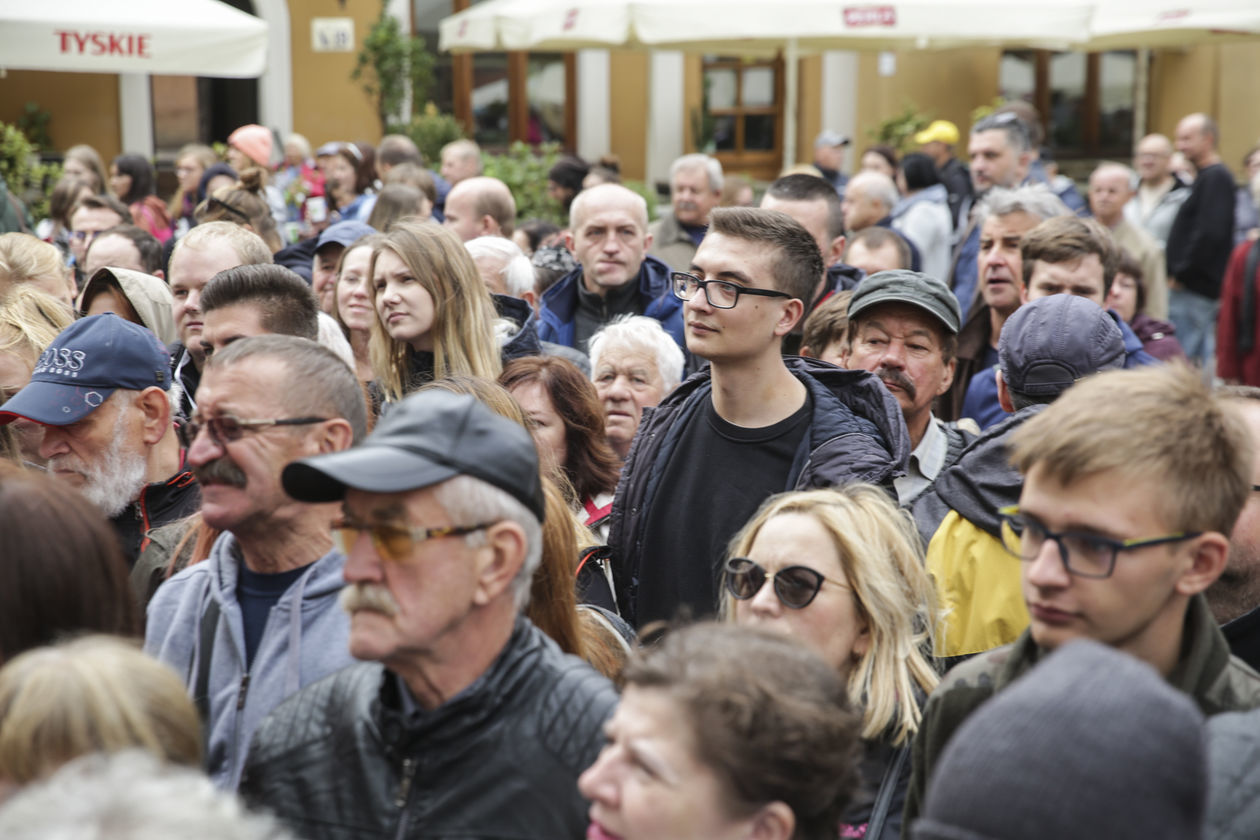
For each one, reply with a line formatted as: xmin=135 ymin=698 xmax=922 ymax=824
xmin=723 ymin=557 xmax=849 ymax=609
xmin=671 ymin=271 xmax=792 ymax=309
xmin=997 ymin=505 xmax=1201 ymax=579
xmin=180 ymin=413 xmax=327 ymax=448
xmin=331 ymin=516 xmax=495 ymax=561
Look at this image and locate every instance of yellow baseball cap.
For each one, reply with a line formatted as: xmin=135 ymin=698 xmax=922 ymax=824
xmin=914 ymin=120 xmax=960 ymax=146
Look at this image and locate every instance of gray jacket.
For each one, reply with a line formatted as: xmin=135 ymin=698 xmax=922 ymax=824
xmin=144 ymin=533 xmax=354 ymax=790
xmin=1207 ymin=707 xmax=1260 ymax=840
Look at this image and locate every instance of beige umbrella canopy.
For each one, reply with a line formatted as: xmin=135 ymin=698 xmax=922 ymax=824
xmin=439 ymin=0 xmax=1094 ymax=171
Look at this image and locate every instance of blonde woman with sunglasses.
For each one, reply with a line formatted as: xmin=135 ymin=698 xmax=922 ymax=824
xmin=721 ymin=484 xmax=939 ymax=840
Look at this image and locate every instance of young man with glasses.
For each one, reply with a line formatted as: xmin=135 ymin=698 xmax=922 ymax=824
xmin=239 ymin=389 xmax=617 ymax=839
xmin=144 ymin=335 xmax=366 ymax=791
xmin=903 ymin=362 xmax=1260 ymax=830
xmin=608 ymin=207 xmax=909 ymax=628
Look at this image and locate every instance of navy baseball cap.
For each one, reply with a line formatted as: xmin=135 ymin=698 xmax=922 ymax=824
xmin=0 ymin=314 xmax=171 ymax=426
xmin=998 ymin=295 xmax=1124 ymax=398
xmin=316 ymin=220 xmax=376 ymax=253
xmin=282 ymin=389 xmax=545 ymax=522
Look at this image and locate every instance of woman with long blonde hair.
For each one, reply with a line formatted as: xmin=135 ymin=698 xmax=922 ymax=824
xmin=722 ymin=484 xmax=939 ymax=840
xmin=368 ymin=220 xmax=500 ymax=402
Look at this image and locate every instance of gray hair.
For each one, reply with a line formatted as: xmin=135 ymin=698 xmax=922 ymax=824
xmin=671 ymin=153 xmax=724 ymax=193
xmin=1090 ymin=161 xmax=1138 ymax=191
xmin=0 ymin=750 xmax=294 ymax=840
xmin=208 ymin=335 xmax=368 ymax=444
xmin=976 ymin=184 xmax=1072 ymax=227
xmin=316 ymin=311 xmax=357 ymax=371
xmin=848 ymin=171 xmax=900 ymax=214
xmin=971 ymin=111 xmax=1033 ymax=154
xmin=588 ymin=314 xmax=684 ymax=392
xmin=432 ymin=474 xmax=542 ymax=613
xmin=464 ymin=236 xmax=534 ymax=298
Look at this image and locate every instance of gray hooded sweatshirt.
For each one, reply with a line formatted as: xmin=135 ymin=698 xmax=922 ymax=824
xmin=144 ymin=532 xmax=354 ymax=790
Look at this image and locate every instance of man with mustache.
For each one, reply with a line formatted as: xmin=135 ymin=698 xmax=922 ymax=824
xmin=648 ymin=154 xmax=723 ymax=271
xmin=538 ymin=183 xmax=684 ymax=351
xmin=840 ymin=270 xmax=967 ymax=506
xmin=144 ymin=335 xmax=366 ymax=790
xmin=0 ymin=314 xmax=199 ymax=565
xmin=239 ymin=390 xmax=617 ymax=839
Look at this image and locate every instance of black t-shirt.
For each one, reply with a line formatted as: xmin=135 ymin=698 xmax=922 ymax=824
xmin=633 ymin=394 xmax=813 ymax=627
xmin=236 ymin=562 xmax=312 ymax=669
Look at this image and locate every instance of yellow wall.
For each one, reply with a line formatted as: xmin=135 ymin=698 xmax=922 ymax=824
xmin=855 ymin=47 xmax=1001 ymax=156
xmin=0 ymin=71 xmax=121 ymax=161
xmin=608 ymin=50 xmax=649 ymax=182
xmin=288 ymin=0 xmax=386 ymax=146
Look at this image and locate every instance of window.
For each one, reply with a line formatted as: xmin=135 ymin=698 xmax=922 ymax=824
xmin=999 ymin=49 xmax=1137 ymax=159
xmin=702 ymin=56 xmax=782 ymax=179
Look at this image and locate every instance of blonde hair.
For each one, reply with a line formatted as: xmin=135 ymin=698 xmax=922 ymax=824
xmin=723 ymin=485 xmax=939 ymax=745
xmin=168 ymin=143 xmax=219 ymax=216
xmin=0 ymin=233 xmax=74 ymax=305
xmin=1010 ymin=363 xmax=1253 ymax=536
xmin=0 ymin=635 xmax=202 ymax=784
xmin=0 ymin=284 xmax=74 ymax=361
xmin=368 ymin=220 xmax=501 ymax=400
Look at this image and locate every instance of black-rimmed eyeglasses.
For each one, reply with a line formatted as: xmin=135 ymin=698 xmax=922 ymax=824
xmin=671 ymin=271 xmax=793 ymax=310
xmin=997 ymin=505 xmax=1202 ymax=579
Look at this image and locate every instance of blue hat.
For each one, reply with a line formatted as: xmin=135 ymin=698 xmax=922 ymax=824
xmin=998 ymin=295 xmax=1124 ymax=398
xmin=316 ymin=220 xmax=376 ymax=253
xmin=0 ymin=314 xmax=171 ymax=426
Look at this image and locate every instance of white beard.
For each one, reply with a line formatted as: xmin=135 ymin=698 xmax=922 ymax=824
xmin=50 ymin=409 xmax=149 ymax=518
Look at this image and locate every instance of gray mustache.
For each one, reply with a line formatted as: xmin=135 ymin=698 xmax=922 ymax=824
xmin=340 ymin=583 xmax=399 ymax=617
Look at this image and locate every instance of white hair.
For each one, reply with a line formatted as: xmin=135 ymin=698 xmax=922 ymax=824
xmin=588 ymin=315 xmax=684 ymax=393
xmin=316 ymin=311 xmax=356 ymax=371
xmin=849 ymin=171 xmax=899 ymax=213
xmin=431 ymin=474 xmax=542 ymax=612
xmin=976 ymin=184 xmax=1072 ymax=226
xmin=464 ymin=236 xmax=534 ymax=297
xmin=0 ymin=750 xmax=294 ymax=840
xmin=670 ymin=153 xmax=724 ymax=193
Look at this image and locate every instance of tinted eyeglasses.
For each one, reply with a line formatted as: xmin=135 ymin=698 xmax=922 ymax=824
xmin=671 ymin=271 xmax=793 ymax=309
xmin=331 ymin=517 xmax=495 ymax=561
xmin=180 ymin=413 xmax=328 ymax=448
xmin=723 ymin=557 xmax=850 ymax=609
xmin=997 ymin=505 xmax=1202 ymax=579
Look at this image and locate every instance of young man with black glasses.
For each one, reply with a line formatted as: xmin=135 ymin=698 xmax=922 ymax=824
xmin=607 ymin=207 xmax=909 ymax=628
xmin=903 ymin=362 xmax=1260 ymax=831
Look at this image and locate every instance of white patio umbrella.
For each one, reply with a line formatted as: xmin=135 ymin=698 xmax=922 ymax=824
xmin=439 ymin=0 xmax=1095 ymax=170
xmin=0 ymin=0 xmax=268 ymax=77
xmin=1084 ymin=0 xmax=1260 ymax=49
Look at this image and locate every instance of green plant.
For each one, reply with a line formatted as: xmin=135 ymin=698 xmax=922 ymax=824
xmin=0 ymin=121 xmax=60 ymax=222
xmin=352 ymin=0 xmax=436 ymax=134
xmin=388 ymin=103 xmax=465 ymax=166
xmin=971 ymin=97 xmax=1007 ymax=126
xmin=869 ymin=102 xmax=932 ymax=154
xmin=483 ymin=141 xmax=565 ymax=225
xmin=17 ymin=103 xmax=53 ymax=151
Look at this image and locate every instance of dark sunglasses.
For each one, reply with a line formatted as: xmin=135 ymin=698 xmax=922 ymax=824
xmin=723 ymin=557 xmax=850 ymax=609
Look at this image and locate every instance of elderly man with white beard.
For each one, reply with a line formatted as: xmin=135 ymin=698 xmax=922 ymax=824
xmin=0 ymin=314 xmax=200 ymax=564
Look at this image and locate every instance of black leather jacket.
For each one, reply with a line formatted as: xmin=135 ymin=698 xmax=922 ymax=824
xmin=240 ymin=617 xmax=617 ymax=840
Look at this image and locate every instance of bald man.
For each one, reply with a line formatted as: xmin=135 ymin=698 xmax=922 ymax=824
xmin=1088 ymin=162 xmax=1167 ymax=320
xmin=537 ymin=183 xmax=683 ymax=351
xmin=1125 ymin=134 xmax=1191 ymax=249
xmin=443 ymin=176 xmax=516 ymax=242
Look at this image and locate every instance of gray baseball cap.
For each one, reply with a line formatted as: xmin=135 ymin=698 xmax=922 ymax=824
xmin=998 ymin=295 xmax=1124 ymax=398
xmin=282 ymin=389 xmax=545 ymax=522
xmin=815 ymin=131 xmax=851 ymax=148
xmin=847 ymin=270 xmax=961 ymax=335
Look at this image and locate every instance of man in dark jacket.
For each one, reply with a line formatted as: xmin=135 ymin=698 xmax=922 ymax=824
xmin=0 ymin=314 xmax=199 ymax=566
xmin=1212 ymin=388 xmax=1260 ymax=671
xmin=1166 ymin=113 xmax=1236 ymax=369
xmin=241 ymin=390 xmax=617 ymax=839
xmin=608 ymin=207 xmax=909 ymax=628
xmin=539 ymin=183 xmax=684 ymax=352
xmin=903 ymin=363 xmax=1260 ymax=833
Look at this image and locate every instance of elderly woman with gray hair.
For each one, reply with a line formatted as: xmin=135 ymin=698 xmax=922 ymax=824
xmin=588 ymin=314 xmax=685 ymax=462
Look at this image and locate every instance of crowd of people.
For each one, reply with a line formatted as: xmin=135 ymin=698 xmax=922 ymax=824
xmin=0 ymin=103 xmax=1259 ymax=840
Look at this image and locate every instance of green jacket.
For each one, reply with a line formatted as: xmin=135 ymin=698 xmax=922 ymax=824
xmin=902 ymin=594 xmax=1260 ymax=836
xmin=647 ymin=211 xmax=699 ymax=272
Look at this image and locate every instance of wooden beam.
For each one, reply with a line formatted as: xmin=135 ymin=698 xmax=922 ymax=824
xmin=508 ymin=51 xmax=529 ymax=143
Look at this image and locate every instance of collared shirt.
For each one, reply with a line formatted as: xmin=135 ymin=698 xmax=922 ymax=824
xmin=895 ymin=414 xmax=948 ymax=505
